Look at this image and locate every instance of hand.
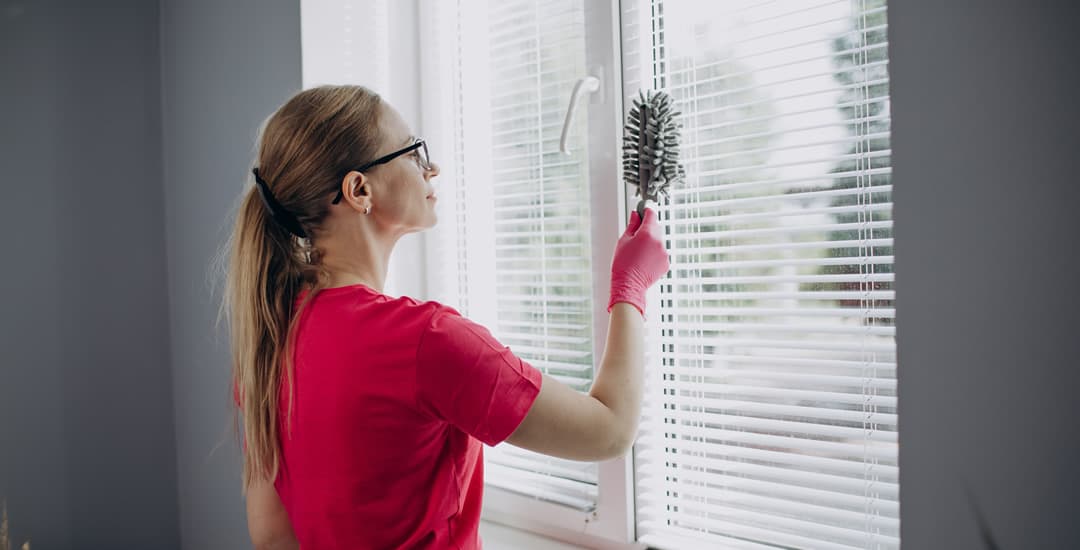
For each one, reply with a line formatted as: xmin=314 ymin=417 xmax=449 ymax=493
xmin=608 ymin=208 xmax=670 ymax=317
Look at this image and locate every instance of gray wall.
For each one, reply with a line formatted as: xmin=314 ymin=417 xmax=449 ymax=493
xmin=891 ymin=1 xmax=1080 ymax=549
xmin=0 ymin=0 xmax=301 ymax=547
xmin=160 ymin=1 xmax=301 ymax=548
xmin=4 ymin=0 xmax=1079 ymax=548
xmin=0 ymin=1 xmax=179 ymax=548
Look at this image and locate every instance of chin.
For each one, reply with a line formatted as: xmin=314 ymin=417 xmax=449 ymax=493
xmin=413 ymin=212 xmax=437 ymax=232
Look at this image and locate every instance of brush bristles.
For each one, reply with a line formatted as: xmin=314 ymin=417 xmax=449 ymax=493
xmin=622 ymin=90 xmax=686 ymax=206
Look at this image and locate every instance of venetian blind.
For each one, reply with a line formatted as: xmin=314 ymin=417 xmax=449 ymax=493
xmin=431 ymin=0 xmax=601 ymax=512
xmin=625 ymin=1 xmax=899 ymax=548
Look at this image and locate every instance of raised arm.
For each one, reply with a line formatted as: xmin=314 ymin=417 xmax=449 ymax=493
xmin=506 ymin=208 xmax=669 ymax=461
xmin=505 ymin=303 xmax=644 ymax=461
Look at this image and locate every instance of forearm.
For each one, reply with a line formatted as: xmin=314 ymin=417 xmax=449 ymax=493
xmin=588 ymin=302 xmax=645 ymax=450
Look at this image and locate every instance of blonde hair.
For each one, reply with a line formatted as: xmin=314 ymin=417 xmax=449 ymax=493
xmin=223 ymin=85 xmax=383 ymax=491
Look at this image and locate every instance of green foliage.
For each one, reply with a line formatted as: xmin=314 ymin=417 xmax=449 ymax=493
xmin=803 ymin=0 xmax=894 ymax=318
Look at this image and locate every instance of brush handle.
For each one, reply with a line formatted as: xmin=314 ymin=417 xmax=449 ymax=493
xmin=637 ymin=100 xmax=651 ymax=202
xmin=609 ymin=208 xmax=670 ymax=319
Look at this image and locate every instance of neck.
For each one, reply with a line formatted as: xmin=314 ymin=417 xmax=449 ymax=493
xmin=318 ymin=225 xmax=403 ymax=294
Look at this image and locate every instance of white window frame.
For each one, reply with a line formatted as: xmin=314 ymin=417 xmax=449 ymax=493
xmin=418 ymin=1 xmax=644 ymax=547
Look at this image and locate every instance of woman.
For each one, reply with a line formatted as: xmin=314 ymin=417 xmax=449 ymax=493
xmin=226 ymin=85 xmax=669 ymax=549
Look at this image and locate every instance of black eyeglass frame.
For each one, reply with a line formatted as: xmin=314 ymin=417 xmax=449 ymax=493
xmin=332 ymin=138 xmax=431 ymax=204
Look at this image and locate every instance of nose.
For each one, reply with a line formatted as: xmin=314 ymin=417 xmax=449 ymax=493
xmin=425 ymin=162 xmax=441 ymax=178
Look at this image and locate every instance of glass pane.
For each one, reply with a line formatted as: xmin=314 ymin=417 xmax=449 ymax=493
xmin=628 ymin=0 xmax=898 ymax=548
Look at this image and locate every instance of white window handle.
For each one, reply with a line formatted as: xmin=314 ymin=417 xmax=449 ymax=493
xmin=559 ymin=76 xmax=601 ymax=155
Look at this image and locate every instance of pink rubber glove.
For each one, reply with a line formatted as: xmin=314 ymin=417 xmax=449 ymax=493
xmin=607 ymin=207 xmax=670 ymax=318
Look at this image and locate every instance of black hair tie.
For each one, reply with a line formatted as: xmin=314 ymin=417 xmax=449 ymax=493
xmin=252 ymin=168 xmax=308 ymax=239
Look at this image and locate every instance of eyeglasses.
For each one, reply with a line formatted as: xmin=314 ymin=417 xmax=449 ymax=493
xmin=332 ymin=138 xmax=432 ymax=204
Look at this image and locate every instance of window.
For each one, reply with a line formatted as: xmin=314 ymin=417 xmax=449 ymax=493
xmin=436 ymin=0 xmax=602 ymax=512
xmin=425 ymin=0 xmax=897 ymax=548
xmin=420 ymin=0 xmax=632 ymax=541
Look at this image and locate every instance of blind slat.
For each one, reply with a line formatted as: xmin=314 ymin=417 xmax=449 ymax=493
xmin=685 ymin=140 xmax=889 ymax=178
xmin=660 ymin=354 xmax=897 ymax=374
xmin=637 ymin=498 xmax=899 ymax=549
xmin=634 ymin=439 xmax=898 ymax=480
xmin=638 ymin=518 xmax=866 ymax=550
xmin=674 ymin=75 xmax=889 ymax=128
xmin=638 ymin=473 xmax=900 ymax=527
xmin=485 ymin=464 xmax=596 ymax=511
xmin=676 ymin=115 xmax=890 ymax=158
xmin=496 ymin=320 xmax=588 ymax=331
xmin=657 ymin=337 xmax=895 ymax=354
xmin=660 ymin=291 xmax=895 ymax=303
xmin=666 ymin=221 xmax=893 ymax=242
xmin=676 ymin=255 xmax=893 ymax=271
xmin=638 ymin=410 xmax=895 ymax=441
xmin=638 ymin=528 xmax=787 ymax=550
xmin=652 ymin=322 xmax=894 ymax=337
xmin=635 ymin=449 xmax=899 ymax=499
xmin=668 ymin=54 xmax=889 ymax=98
xmin=667 ymin=237 xmax=894 ymax=257
xmin=507 ymin=345 xmax=590 ymax=360
xmin=656 ymin=365 xmax=897 ymax=389
xmin=642 ymin=396 xmax=897 ymax=427
xmin=647 ymin=382 xmax=895 ymax=409
xmin=487 ymin=452 xmax=598 ymax=485
xmin=669 ymin=184 xmax=893 ymax=209
xmin=634 ymin=0 xmax=896 ymax=546
xmin=499 ymin=333 xmax=591 ymax=346
xmin=524 ymin=358 xmax=593 ymax=373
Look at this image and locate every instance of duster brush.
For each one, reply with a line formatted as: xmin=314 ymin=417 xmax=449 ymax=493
xmin=622 ymin=90 xmax=686 ymax=220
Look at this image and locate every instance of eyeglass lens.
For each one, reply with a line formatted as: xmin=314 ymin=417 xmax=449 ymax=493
xmin=419 ymin=141 xmax=431 ymax=170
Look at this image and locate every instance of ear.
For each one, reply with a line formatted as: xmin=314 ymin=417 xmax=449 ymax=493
xmin=340 ymin=171 xmax=372 ymax=212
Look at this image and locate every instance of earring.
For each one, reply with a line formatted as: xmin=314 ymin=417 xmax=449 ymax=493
xmin=364 ymin=206 xmax=371 ymax=215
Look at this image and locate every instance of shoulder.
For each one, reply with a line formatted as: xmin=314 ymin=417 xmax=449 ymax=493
xmin=387 ymin=295 xmax=463 ymax=329
xmin=299 ymin=287 xmax=464 ymax=339
xmin=371 ymin=295 xmax=475 ymax=347
xmin=416 ymin=304 xmax=509 ymax=362
xmin=393 ymin=294 xmax=462 ymax=317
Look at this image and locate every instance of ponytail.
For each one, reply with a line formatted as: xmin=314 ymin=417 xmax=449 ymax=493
xmin=226 ymin=187 xmax=319 ymax=491
xmin=222 ymin=85 xmax=384 ymax=493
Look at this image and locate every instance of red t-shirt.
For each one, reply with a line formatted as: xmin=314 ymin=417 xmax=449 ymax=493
xmin=272 ymin=283 xmax=543 ymax=549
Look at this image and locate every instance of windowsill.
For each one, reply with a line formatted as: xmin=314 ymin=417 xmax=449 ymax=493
xmin=480 ymin=520 xmax=591 ymax=550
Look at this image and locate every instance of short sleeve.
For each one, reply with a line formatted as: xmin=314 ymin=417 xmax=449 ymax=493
xmin=416 ymin=308 xmax=543 ymax=446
